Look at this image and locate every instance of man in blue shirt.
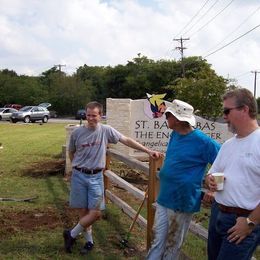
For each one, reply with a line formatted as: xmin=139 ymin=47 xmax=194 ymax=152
xmin=147 ymin=99 xmax=220 ymax=260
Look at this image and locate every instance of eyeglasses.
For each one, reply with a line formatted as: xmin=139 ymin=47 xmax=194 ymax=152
xmin=223 ymin=106 xmax=243 ymax=115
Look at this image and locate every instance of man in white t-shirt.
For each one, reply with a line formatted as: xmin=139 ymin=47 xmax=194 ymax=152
xmin=206 ymin=88 xmax=260 ymax=260
xmin=63 ymin=101 xmax=162 ymax=255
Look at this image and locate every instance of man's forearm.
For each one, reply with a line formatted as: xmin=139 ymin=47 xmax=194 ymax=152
xmin=119 ymin=136 xmax=162 ymax=159
xmin=120 ymin=136 xmax=150 ymax=153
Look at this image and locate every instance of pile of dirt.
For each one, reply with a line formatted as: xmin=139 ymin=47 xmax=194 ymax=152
xmin=0 ymin=204 xmax=147 ymax=258
xmin=0 ymin=204 xmax=77 ymax=237
xmin=0 ymin=159 xmax=149 ymax=257
xmin=22 ymin=159 xmax=65 ymax=177
xmin=110 ymin=160 xmax=148 ymax=190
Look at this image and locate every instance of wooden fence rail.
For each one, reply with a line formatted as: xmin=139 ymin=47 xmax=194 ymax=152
xmin=104 ymin=148 xmax=209 ymax=251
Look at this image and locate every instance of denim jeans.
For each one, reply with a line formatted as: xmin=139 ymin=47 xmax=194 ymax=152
xmin=146 ymin=204 xmax=193 ymax=260
xmin=208 ymin=201 xmax=260 ymax=260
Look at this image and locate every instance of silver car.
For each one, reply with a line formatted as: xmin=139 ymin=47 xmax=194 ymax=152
xmin=0 ymin=108 xmax=18 ymax=121
xmin=10 ymin=103 xmax=51 ymax=123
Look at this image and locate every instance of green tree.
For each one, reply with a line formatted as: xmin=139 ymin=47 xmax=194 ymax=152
xmin=43 ymin=72 xmax=95 ymax=115
xmin=166 ymin=57 xmax=228 ymax=118
xmin=0 ymin=70 xmax=47 ymax=106
xmin=76 ymin=64 xmax=107 ymax=105
xmin=104 ymin=65 xmax=129 ymax=98
xmin=104 ymin=54 xmax=180 ymax=100
xmin=0 ymin=55 xmax=230 ymax=118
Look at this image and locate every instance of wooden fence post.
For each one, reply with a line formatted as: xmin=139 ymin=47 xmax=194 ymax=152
xmin=146 ymin=156 xmax=163 ymax=250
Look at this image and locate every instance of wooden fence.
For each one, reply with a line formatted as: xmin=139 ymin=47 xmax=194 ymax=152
xmin=104 ymin=148 xmax=208 ymax=251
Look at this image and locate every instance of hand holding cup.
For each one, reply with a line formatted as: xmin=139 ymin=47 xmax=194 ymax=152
xmin=212 ymin=173 xmax=224 ymax=191
xmin=206 ymin=173 xmax=225 ymax=192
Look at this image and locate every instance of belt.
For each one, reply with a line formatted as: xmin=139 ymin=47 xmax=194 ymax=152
xmin=74 ymin=167 xmax=103 ymax=175
xmin=218 ymin=203 xmax=252 ymax=216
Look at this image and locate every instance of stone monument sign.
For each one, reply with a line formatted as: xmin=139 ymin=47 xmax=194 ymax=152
xmin=106 ymin=97 xmax=233 ymax=158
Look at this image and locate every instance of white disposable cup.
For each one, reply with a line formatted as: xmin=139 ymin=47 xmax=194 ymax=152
xmin=212 ymin=173 xmax=224 ymax=191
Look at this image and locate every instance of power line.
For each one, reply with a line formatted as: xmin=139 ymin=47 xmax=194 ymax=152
xmin=203 ymin=5 xmax=260 ymax=56
xmin=233 ymin=71 xmax=251 ymax=79
xmin=190 ymin=0 xmax=235 ymax=38
xmin=203 ymin=23 xmax=260 ymax=58
xmin=182 ymin=0 xmax=220 ymax=37
xmin=174 ymin=0 xmax=211 ymax=39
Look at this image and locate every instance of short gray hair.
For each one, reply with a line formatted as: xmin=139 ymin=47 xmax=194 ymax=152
xmin=223 ymin=88 xmax=257 ymax=119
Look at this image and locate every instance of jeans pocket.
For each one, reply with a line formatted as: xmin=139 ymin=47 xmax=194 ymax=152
xmin=216 ymin=211 xmax=236 ymax=235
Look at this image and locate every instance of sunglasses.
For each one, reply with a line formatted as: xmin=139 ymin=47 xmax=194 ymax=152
xmin=223 ymin=105 xmax=243 ymax=115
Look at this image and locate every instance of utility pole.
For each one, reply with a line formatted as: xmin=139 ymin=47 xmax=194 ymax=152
xmin=54 ymin=64 xmax=66 ymax=72
xmin=173 ymin=37 xmax=190 ymax=77
xmin=251 ymin=70 xmax=260 ymax=98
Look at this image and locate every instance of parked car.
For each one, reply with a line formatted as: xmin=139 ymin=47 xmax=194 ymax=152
xmin=4 ymin=104 xmax=23 ymax=110
xmin=75 ymin=109 xmax=86 ymax=120
xmin=49 ymin=110 xmax=58 ymax=118
xmin=0 ymin=108 xmax=18 ymax=121
xmin=75 ymin=109 xmax=106 ymax=120
xmin=10 ymin=103 xmax=51 ymax=123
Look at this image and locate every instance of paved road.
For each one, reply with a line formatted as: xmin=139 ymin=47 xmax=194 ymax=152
xmin=0 ymin=118 xmax=83 ymax=124
xmin=49 ymin=118 xmax=82 ymax=124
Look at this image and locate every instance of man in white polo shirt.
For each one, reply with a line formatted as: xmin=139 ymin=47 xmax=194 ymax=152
xmin=206 ymin=88 xmax=260 ymax=260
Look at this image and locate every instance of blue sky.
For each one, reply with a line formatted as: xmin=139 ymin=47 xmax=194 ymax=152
xmin=0 ymin=0 xmax=259 ymax=97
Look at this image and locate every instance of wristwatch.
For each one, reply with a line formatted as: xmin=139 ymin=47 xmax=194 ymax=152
xmin=246 ymin=217 xmax=256 ymax=228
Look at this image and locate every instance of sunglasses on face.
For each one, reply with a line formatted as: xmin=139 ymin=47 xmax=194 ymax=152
xmin=223 ymin=105 xmax=243 ymax=115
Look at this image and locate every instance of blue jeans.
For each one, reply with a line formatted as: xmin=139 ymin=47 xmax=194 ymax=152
xmin=208 ymin=201 xmax=260 ymax=260
xmin=146 ymin=204 xmax=193 ymax=260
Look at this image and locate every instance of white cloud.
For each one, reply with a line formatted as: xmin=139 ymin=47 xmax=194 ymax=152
xmin=0 ymin=0 xmax=259 ymax=96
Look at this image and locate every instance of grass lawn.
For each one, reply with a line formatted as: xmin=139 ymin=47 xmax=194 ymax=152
xmin=0 ymin=123 xmax=258 ymax=259
xmin=0 ymin=123 xmax=147 ymax=259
